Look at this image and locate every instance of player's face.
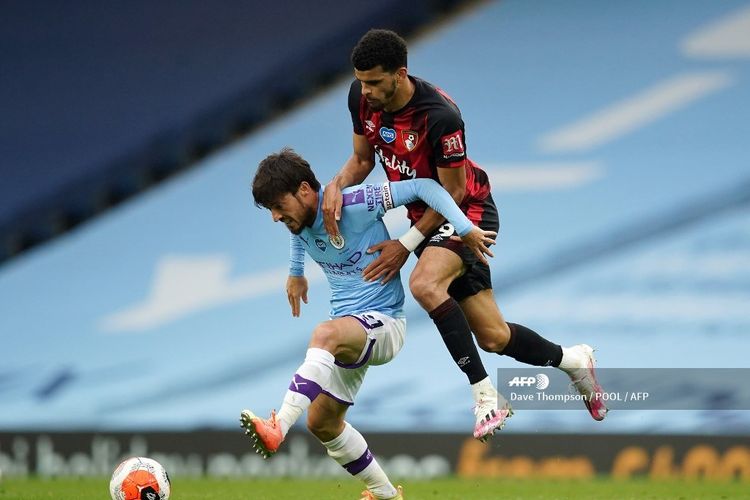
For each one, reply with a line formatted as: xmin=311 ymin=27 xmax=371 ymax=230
xmin=355 ymin=66 xmax=400 ymax=112
xmin=268 ymin=191 xmax=315 ymax=235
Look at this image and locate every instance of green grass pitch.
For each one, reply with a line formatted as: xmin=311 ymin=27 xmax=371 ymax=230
xmin=1 ymin=477 xmax=745 ymax=499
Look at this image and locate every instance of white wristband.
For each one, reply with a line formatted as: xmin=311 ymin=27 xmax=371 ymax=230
xmin=398 ymin=226 xmax=426 ymax=252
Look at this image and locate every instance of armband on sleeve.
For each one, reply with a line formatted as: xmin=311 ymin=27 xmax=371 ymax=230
xmin=289 ymin=235 xmax=305 ymax=276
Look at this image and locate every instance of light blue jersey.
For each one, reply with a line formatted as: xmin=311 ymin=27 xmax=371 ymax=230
xmin=290 ymin=179 xmax=474 ymax=318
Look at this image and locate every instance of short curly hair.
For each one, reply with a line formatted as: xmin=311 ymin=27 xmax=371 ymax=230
xmin=351 ymin=29 xmax=407 ymax=73
xmin=252 ymin=148 xmax=321 ymax=209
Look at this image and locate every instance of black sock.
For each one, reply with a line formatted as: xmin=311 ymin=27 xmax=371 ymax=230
xmin=501 ymin=323 xmax=563 ymax=367
xmin=429 ymin=298 xmax=488 ymax=385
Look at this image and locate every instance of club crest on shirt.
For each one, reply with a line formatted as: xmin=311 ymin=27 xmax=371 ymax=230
xmin=402 ymin=130 xmax=419 ymax=151
xmin=379 ymin=127 xmax=396 ymax=144
xmin=329 ymin=234 xmax=345 ymax=249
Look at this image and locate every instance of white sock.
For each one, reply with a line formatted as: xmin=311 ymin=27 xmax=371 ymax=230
xmin=558 ymin=346 xmax=584 ymax=373
xmin=323 ymin=422 xmax=397 ymax=499
xmin=470 ymin=376 xmax=496 ymax=402
xmin=277 ymin=347 xmax=335 ymax=437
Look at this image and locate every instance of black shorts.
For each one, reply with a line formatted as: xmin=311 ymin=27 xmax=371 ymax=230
xmin=414 ymin=193 xmax=499 ymax=302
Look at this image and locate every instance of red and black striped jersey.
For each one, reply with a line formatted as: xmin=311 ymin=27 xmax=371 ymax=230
xmin=349 ymin=76 xmax=491 ymax=224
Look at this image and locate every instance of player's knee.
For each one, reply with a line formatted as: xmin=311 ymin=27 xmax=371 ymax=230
xmin=409 ymin=273 xmax=442 ymax=308
xmin=310 ymin=322 xmax=340 ymax=352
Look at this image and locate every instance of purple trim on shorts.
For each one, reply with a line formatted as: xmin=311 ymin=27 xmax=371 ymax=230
xmin=321 ymin=389 xmax=353 ymax=406
xmin=334 ymin=337 xmax=376 ymax=369
xmin=343 ymin=448 xmax=374 ymax=475
xmin=348 ymin=314 xmax=371 ymax=330
xmin=288 ymin=374 xmax=322 ymax=401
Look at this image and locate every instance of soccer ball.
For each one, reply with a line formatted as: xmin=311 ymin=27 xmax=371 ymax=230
xmin=109 ymin=457 xmax=171 ymax=500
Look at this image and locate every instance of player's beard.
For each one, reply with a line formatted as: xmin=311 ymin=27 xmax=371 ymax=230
xmin=288 ymin=205 xmax=316 ymax=235
xmin=366 ymin=78 xmax=397 ymax=112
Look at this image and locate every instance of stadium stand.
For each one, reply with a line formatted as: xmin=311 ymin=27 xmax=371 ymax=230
xmin=1 ymin=0 xmax=749 ymax=440
xmin=0 ymin=0 xmax=468 ymax=262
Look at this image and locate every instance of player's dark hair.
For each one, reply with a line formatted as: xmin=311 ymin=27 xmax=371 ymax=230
xmin=351 ymin=29 xmax=407 ymax=73
xmin=252 ymin=148 xmax=320 ymax=208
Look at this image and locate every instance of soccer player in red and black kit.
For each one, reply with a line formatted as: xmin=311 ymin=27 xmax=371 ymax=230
xmin=319 ymin=29 xmax=608 ymax=441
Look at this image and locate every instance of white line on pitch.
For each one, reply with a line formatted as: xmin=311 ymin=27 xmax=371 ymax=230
xmin=537 ymin=71 xmax=734 ymax=153
xmin=483 ymin=162 xmax=603 ymax=191
xmin=682 ymin=4 xmax=750 ymax=59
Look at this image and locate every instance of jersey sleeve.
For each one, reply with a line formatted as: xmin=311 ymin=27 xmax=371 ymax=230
xmin=339 ymin=183 xmax=389 ymax=232
xmin=427 ymin=105 xmax=467 ymax=168
xmin=289 ymin=234 xmax=305 ymax=277
xmin=348 ymin=80 xmax=364 ymax=135
xmin=388 ymin=179 xmax=474 ymax=236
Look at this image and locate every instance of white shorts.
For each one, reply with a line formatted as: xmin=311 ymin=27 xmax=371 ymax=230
xmin=323 ymin=310 xmax=406 ymax=406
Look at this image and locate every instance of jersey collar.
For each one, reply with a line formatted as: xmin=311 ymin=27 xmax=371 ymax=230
xmin=309 ymin=188 xmax=325 ymax=233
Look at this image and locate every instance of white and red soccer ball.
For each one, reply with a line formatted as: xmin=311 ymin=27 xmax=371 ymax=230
xmin=109 ymin=457 xmax=171 ymax=500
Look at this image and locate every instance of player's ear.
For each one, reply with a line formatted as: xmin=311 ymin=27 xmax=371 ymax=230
xmin=395 ymin=67 xmax=407 ymax=82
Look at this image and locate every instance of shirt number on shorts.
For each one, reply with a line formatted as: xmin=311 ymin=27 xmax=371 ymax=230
xmin=438 ymin=224 xmax=455 ymax=237
xmin=361 ymin=314 xmax=384 ymax=329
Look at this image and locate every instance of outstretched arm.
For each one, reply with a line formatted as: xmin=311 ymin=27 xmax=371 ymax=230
xmin=388 ymin=178 xmax=494 ymax=265
xmin=361 ymin=177 xmax=495 ymax=283
xmin=389 ymin=177 xmax=471 ymax=235
xmin=409 ymin=165 xmax=466 ymax=247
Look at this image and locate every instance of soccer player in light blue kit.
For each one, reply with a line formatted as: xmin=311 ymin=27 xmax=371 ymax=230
xmin=241 ymin=148 xmax=495 ymax=500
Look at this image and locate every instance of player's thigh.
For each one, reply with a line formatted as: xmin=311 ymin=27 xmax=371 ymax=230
xmin=322 ymin=312 xmax=406 ymax=407
xmin=345 ymin=311 xmax=406 ymax=367
xmin=310 ymin=316 xmax=369 ymax=365
xmin=410 ymin=245 xmax=464 ymax=291
xmin=459 ymin=288 xmax=510 ymax=351
xmin=307 ymin=393 xmax=349 ymax=440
